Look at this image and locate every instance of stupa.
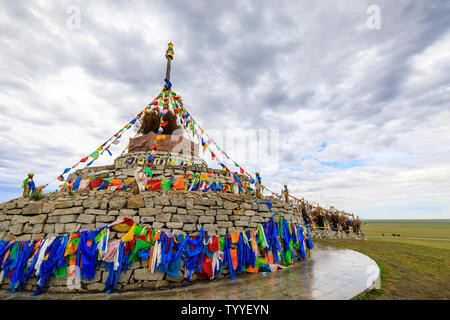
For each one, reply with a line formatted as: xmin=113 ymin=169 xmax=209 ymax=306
xmin=65 ymin=42 xmax=251 ymax=192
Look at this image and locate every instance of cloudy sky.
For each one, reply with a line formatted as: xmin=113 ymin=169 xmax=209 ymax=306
xmin=0 ymin=0 xmax=449 ymax=219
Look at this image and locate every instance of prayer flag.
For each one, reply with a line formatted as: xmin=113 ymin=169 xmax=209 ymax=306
xmin=89 ymin=150 xmax=99 ymax=160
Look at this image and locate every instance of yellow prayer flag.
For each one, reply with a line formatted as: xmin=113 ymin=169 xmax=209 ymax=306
xmin=121 ymin=224 xmax=136 ymax=242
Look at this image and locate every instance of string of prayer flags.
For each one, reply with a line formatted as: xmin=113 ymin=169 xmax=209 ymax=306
xmin=89 ymin=151 xmax=99 ymax=160
xmin=56 ymin=90 xmax=161 ymax=181
xmin=56 ymin=80 xmax=290 ymax=202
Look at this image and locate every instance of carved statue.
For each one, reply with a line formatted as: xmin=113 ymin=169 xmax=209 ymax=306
xmin=133 ymin=167 xmax=146 ymax=194
xmin=22 ymin=172 xmax=36 ymax=198
xmin=255 ymin=172 xmax=262 ymax=199
xmin=283 ymin=184 xmax=289 ymax=204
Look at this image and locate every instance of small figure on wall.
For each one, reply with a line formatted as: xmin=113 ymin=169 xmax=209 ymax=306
xmin=133 ymin=166 xmax=146 ymax=194
xmin=283 ymin=184 xmax=289 ymax=204
xmin=255 ymin=172 xmax=262 ymax=199
xmin=22 ymin=172 xmax=36 ymax=198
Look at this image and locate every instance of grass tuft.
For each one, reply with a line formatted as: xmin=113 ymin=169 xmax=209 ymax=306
xmin=29 ymin=193 xmax=45 ymax=201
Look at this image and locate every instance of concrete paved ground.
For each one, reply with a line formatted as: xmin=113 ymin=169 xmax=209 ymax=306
xmin=0 ymin=244 xmax=380 ymax=300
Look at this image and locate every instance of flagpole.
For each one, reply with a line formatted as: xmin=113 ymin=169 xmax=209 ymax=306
xmin=165 ymin=42 xmax=174 ymax=82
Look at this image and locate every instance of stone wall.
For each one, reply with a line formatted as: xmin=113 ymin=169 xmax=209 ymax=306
xmin=0 ymin=190 xmax=306 ymax=293
xmin=310 ymin=229 xmax=366 ymax=240
xmin=0 ymin=189 xmax=363 ymax=294
xmin=0 ymin=190 xmax=303 ymax=242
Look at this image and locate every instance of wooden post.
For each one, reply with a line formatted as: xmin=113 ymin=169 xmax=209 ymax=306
xmin=166 ymin=57 xmax=172 ymax=82
xmin=165 ymin=42 xmax=174 ymax=82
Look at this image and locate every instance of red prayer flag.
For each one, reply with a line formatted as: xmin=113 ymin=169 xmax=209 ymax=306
xmin=147 ymin=179 xmax=161 ymax=190
xmin=80 ymin=156 xmax=89 ymax=163
xmin=197 ymin=256 xmax=213 ymax=279
xmin=87 ymin=178 xmax=103 ymax=189
xmin=71 ymin=162 xmax=80 ymax=169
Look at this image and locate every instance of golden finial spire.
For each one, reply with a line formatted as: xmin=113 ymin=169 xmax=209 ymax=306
xmin=166 ymin=42 xmax=174 ymax=60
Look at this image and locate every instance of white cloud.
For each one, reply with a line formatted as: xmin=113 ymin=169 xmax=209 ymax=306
xmin=0 ymin=0 xmax=449 ymax=219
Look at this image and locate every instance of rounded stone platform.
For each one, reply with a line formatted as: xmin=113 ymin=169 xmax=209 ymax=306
xmin=0 ymin=245 xmax=380 ymax=300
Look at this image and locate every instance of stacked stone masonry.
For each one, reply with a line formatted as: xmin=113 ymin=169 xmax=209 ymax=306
xmin=66 ymin=162 xmax=251 ymax=189
xmin=0 ymin=190 xmax=363 ymax=294
xmin=310 ymin=229 xmax=365 ymax=240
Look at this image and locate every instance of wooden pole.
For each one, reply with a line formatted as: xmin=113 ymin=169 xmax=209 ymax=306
xmin=165 ymin=42 xmax=174 ymax=82
xmin=166 ymin=57 xmax=172 ymax=82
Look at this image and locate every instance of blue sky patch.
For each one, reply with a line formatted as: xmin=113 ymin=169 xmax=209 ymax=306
xmin=318 ymin=159 xmax=365 ymax=169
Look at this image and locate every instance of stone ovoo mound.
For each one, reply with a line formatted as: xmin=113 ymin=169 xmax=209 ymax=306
xmin=0 ymin=43 xmax=364 ymax=297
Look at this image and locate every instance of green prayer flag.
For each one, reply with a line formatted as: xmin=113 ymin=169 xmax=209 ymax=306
xmin=255 ymin=257 xmax=267 ymax=268
xmin=219 ymin=237 xmax=225 ymax=251
xmin=94 ymin=229 xmax=106 ymax=243
xmin=144 ymin=167 xmax=153 ymax=177
xmin=150 ymin=229 xmax=156 ymax=244
xmin=279 ymin=219 xmax=284 ymax=239
xmin=129 ymin=238 xmax=152 ymax=263
xmin=134 ymin=225 xmax=143 ymax=235
xmin=10 ymin=242 xmax=19 ymax=260
xmin=161 ymin=179 xmax=171 ymax=190
xmin=55 ymin=261 xmax=68 ymax=278
xmin=89 ymin=150 xmax=99 ymax=160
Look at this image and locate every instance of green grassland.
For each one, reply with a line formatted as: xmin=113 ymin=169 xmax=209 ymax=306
xmin=315 ymin=219 xmax=450 ymax=299
xmin=361 ymin=219 xmax=450 ymax=250
xmin=362 ymin=219 xmax=450 ymax=239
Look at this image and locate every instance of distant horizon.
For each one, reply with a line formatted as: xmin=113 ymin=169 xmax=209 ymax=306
xmin=362 ymin=218 xmax=450 ymax=221
xmin=1 ymin=187 xmax=448 ymax=221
